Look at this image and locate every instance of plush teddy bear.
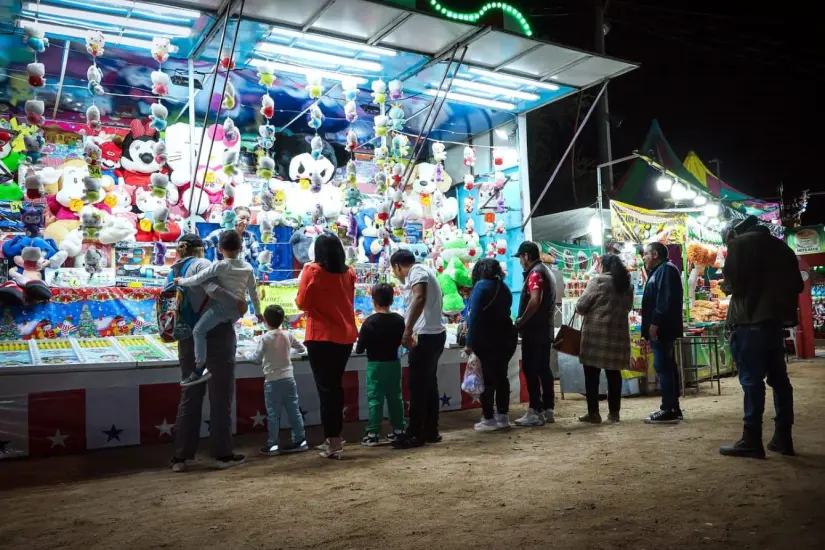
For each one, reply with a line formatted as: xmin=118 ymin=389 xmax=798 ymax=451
xmin=27 ymin=62 xmax=46 ymax=87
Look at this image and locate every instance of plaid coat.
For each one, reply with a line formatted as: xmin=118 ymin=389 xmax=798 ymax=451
xmin=576 ymin=275 xmax=633 ymax=371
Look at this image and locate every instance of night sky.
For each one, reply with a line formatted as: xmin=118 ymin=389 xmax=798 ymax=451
xmin=445 ymin=1 xmax=823 ymax=222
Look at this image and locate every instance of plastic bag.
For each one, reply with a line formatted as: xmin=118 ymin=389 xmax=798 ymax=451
xmin=461 ymin=352 xmax=484 ymax=401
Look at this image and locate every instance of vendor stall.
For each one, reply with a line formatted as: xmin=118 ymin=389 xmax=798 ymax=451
xmin=787 ymin=225 xmax=825 ymax=358
xmin=0 ymin=0 xmax=637 ymax=458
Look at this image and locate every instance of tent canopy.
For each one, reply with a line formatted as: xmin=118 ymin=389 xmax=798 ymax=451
xmin=531 ymin=207 xmax=609 ymax=243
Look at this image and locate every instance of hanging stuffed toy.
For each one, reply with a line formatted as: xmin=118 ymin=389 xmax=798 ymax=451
xmin=486 ymin=242 xmax=497 ymax=259
xmin=494 ymin=170 xmax=506 ymax=190
xmin=257 ymin=156 xmax=275 ymax=179
xmin=87 ymin=65 xmax=104 ymax=96
xmin=23 ymin=25 xmax=49 ymax=53
xmin=465 ymin=218 xmax=475 ymax=235
xmin=219 ymin=50 xmax=236 ymax=71
xmin=344 ymin=186 xmax=362 ymax=209
xmin=496 ymin=238 xmax=508 ymax=256
xmin=149 ymin=103 xmax=168 ymax=132
xmin=391 ymin=133 xmax=410 ymax=158
xmin=151 ymin=37 xmax=170 ymax=63
xmin=388 ymin=79 xmax=403 ymax=101
xmin=83 ymin=139 xmax=101 ymax=166
xmin=25 ymin=100 xmax=45 ymax=127
xmin=342 ymin=77 xmax=359 ymax=101
xmin=25 ymin=173 xmax=44 ymax=200
xmin=496 ymin=195 xmax=506 ymax=214
xmin=151 ymin=70 xmax=170 ymax=96
xmin=153 ymin=141 xmax=167 ymax=165
xmin=222 ymin=182 xmax=235 ymax=208
xmin=432 ymin=141 xmax=447 ymax=163
xmin=306 ymin=71 xmax=324 ymax=99
xmin=257 ymin=60 xmax=276 ymax=87
xmin=345 ymin=130 xmax=358 ymax=153
xmin=84 ymin=246 xmax=103 ymax=274
xmin=27 ymin=63 xmax=45 ymax=88
xmin=311 ymin=135 xmax=324 ymax=161
xmin=85 ymin=30 xmax=105 ymax=58
xmin=496 ymin=220 xmax=506 ymax=234
xmin=86 ymin=105 xmax=102 ymax=132
xmin=371 ymin=79 xmax=386 ymax=105
xmin=308 ymin=104 xmax=323 ymax=130
xmin=153 ymin=206 xmax=170 ymax=233
xmin=464 ymin=173 xmax=475 ymax=191
xmin=23 ymin=134 xmax=45 ymax=164
xmin=21 ymin=205 xmax=44 ymax=236
xmin=374 ymin=171 xmax=388 ymax=193
xmin=346 ymin=160 xmax=357 ymax=187
xmin=388 ymin=104 xmax=405 ymax=132
xmin=150 ymin=173 xmax=169 ymax=199
xmin=79 ymin=206 xmax=103 ymax=239
xmin=493 ymin=148 xmax=505 ymax=167
xmin=257 ymin=249 xmax=274 ymax=280
xmin=374 ymin=115 xmax=388 ymax=137
xmin=344 ymin=100 xmax=358 ymax=123
xmin=222 ymin=81 xmax=236 ymax=109
xmin=261 ymin=95 xmax=275 ymax=119
xmin=258 ymin=124 xmax=276 ymax=150
xmin=220 ymin=208 xmax=235 ymax=230
xmin=391 ymin=162 xmax=404 ymax=187
xmin=259 ymin=218 xmax=275 ymax=244
xmin=463 ymin=146 xmax=476 ymax=167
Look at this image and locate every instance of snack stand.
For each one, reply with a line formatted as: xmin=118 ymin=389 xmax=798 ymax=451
xmin=0 ymin=0 xmax=638 ymax=458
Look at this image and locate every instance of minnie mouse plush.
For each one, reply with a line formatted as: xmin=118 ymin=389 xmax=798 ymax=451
xmin=116 ymin=119 xmax=167 ymax=200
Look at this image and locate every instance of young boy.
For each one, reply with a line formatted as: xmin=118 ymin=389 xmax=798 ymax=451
xmin=356 ymin=283 xmax=407 ymax=446
xmin=244 ymin=304 xmax=309 ymax=455
xmin=175 ymin=230 xmax=262 ymax=387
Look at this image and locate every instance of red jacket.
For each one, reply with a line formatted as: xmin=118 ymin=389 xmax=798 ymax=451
xmin=296 ymin=263 xmax=357 ymax=345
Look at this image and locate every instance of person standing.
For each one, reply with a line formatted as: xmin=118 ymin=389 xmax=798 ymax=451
xmin=204 ymin=205 xmax=260 ymax=266
xmin=641 ymin=242 xmax=684 ymax=424
xmin=513 ymin=242 xmax=556 ymax=426
xmin=719 ymin=217 xmax=803 ymax=458
xmin=575 ymin=254 xmax=633 ymax=423
xmin=170 ymin=234 xmax=248 ymax=472
xmin=389 ymin=249 xmax=446 ymax=449
xmin=464 ymin=258 xmax=518 ymax=432
xmin=295 ymin=233 xmax=358 ymax=460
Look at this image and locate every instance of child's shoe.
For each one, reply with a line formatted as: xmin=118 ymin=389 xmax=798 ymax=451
xmin=260 ymin=444 xmax=279 ymax=456
xmin=280 ymin=440 xmax=309 ymax=454
xmin=361 ymin=433 xmax=380 ymax=447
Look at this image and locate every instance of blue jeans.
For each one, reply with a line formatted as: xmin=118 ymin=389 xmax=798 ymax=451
xmin=192 ymin=302 xmax=238 ymax=368
xmin=264 ymin=378 xmax=306 ymax=446
xmin=651 ymin=339 xmax=680 ymax=412
xmin=730 ymin=325 xmax=794 ymax=427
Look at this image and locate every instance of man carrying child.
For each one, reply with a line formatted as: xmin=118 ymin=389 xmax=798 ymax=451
xmin=245 ymin=305 xmax=309 ymax=455
xmin=356 ymin=283 xmax=406 ymax=446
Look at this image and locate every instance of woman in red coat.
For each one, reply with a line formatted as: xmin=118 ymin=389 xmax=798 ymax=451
xmin=296 ymin=233 xmax=357 ymax=459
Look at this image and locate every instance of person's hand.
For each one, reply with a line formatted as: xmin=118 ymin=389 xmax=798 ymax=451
xmin=649 ymin=324 xmax=659 ymax=341
xmin=236 ymin=299 xmax=249 ymax=316
xmin=402 ymin=330 xmax=416 ymax=349
xmin=173 ymin=277 xmax=182 ymax=285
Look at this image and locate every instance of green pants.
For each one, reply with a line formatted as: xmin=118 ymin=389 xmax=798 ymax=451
xmin=365 ymin=360 xmax=406 ymax=434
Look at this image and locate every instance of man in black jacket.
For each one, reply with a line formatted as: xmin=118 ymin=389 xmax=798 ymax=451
xmin=719 ymin=217 xmax=803 ymax=458
xmin=641 ymin=242 xmax=685 ymax=425
xmin=513 ymin=242 xmax=556 ymax=426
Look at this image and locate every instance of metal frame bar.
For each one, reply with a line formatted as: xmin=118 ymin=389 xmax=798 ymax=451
xmin=539 ymin=55 xmax=592 ymax=81
xmin=492 ymin=43 xmax=543 ymax=71
xmin=301 ymin=0 xmax=337 ymax=32
xmin=190 ymin=0 xmax=235 ymax=61
xmin=596 ymin=153 xmax=638 ymax=253
xmin=51 ymin=40 xmax=71 ymax=119
xmin=187 ymin=58 xmax=197 ymax=178
xmin=396 ymin=25 xmax=490 ymax=81
xmin=366 ymin=12 xmax=413 ymax=45
xmin=521 ymin=81 xmax=608 ymax=231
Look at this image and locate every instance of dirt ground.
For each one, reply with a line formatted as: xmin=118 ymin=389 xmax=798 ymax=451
xmin=2 ymin=361 xmax=824 ymax=550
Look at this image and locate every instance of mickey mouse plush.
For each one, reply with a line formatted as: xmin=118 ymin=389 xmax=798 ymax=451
xmin=116 ymin=119 xmax=167 ymax=200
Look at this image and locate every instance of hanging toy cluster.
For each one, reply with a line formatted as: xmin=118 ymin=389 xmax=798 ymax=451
xmin=149 ymin=37 xmax=171 ymax=132
xmin=219 ymin=49 xmax=236 ymax=109
xmin=22 ymin=24 xmax=48 ymax=163
xmin=463 ymin=146 xmax=476 ymax=190
xmin=85 ymin=31 xmax=106 ymax=97
xmin=256 ymin=60 xmax=277 ymax=183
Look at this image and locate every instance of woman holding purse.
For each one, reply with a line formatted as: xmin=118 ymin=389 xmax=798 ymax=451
xmin=575 ymin=253 xmax=634 ymax=423
xmin=463 ymin=258 xmax=518 ymax=432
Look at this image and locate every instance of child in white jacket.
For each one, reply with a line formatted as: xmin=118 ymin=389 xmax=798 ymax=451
xmin=175 ymin=230 xmax=262 ymax=386
xmin=245 ymin=304 xmax=308 ymax=455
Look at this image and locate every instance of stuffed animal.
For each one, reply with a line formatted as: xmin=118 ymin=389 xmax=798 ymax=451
xmin=86 ymin=105 xmax=102 ymax=132
xmin=25 ymin=173 xmax=44 ymax=200
xmin=222 ymin=81 xmax=236 ymax=109
xmin=86 ymin=30 xmax=105 ymax=57
xmin=83 ymin=139 xmax=101 ymax=165
xmin=306 ymin=72 xmax=323 ymax=99
xmin=149 ymin=103 xmax=168 ymax=132
xmin=80 ymin=206 xmax=104 ymax=240
xmin=153 ymin=140 xmax=167 ymax=165
xmin=259 ymin=217 xmax=275 ymax=244
xmin=21 ymin=206 xmax=44 ymax=237
xmin=84 ymin=246 xmax=103 ymax=274
xmin=257 ymin=249 xmax=274 ymax=279
xmin=308 ymin=104 xmax=323 ymax=130
xmin=432 ymin=141 xmax=447 ymax=163
xmin=151 ymin=70 xmax=170 ymax=96
xmin=388 ymin=104 xmax=405 ymax=132
xmin=0 ymin=237 xmax=65 ymax=305
xmin=27 ymin=62 xmax=45 ymax=87
xmin=345 ymin=130 xmax=358 ymax=153
xmin=116 ymin=119 xmax=165 ymax=197
xmin=463 ymin=146 xmax=476 ymax=167
xmin=220 ymin=208 xmax=236 ymax=230
xmin=151 ymin=37 xmax=170 ymax=63
xmin=374 ymin=115 xmax=388 ymax=137
xmin=464 ymin=173 xmax=475 ymax=190
xmin=150 ymin=173 xmax=169 ymax=199
xmin=260 ymin=94 xmax=275 ymax=118
xmin=371 ymin=79 xmax=387 ymax=105
xmin=153 ymin=206 xmax=169 ymax=233
xmin=87 ymin=65 xmax=104 ymax=96
xmin=83 ymin=176 xmax=102 ymax=203
xmin=257 ymin=60 xmax=276 ymax=87
xmin=388 ymin=79 xmax=403 ymax=101
xmin=23 ymin=25 xmax=49 ymax=53
xmin=98 ymin=211 xmax=137 ymax=244
xmin=257 ymin=156 xmax=275 ymax=179
xmin=438 ymin=256 xmax=472 ymax=315
xmin=23 ymin=134 xmax=45 ymax=164
xmin=258 ymin=124 xmax=276 ymax=150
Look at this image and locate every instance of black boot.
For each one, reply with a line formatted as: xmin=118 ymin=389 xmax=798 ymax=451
xmin=767 ymin=424 xmax=795 ymax=456
xmin=719 ymin=425 xmax=766 ymax=459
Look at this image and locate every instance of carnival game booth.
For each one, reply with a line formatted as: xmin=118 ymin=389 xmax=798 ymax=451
xmin=786 ymin=225 xmax=825 ymax=359
xmin=0 ymin=0 xmax=638 ymax=458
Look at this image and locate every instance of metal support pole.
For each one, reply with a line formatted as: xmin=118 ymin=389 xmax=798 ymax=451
xmin=188 ymin=58 xmax=197 ymax=178
xmin=521 ymin=81 xmax=608 ymax=231
xmin=595 ymin=153 xmax=638 ymax=252
xmin=51 ymin=41 xmax=71 ymax=119
xmin=517 ymin=113 xmax=532 ymax=241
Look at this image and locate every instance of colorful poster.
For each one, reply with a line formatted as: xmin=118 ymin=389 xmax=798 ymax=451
xmin=786 ymin=226 xmax=825 ymax=256
xmin=610 ymin=200 xmax=686 ymax=245
xmin=258 ymin=284 xmax=300 ymax=317
xmin=0 ymin=287 xmax=159 ymax=341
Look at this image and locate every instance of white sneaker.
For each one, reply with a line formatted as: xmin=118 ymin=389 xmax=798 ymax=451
xmin=170 ymin=459 xmax=187 ymax=473
xmin=514 ymin=409 xmax=546 ymax=427
xmin=495 ymin=413 xmax=512 ymax=429
xmin=474 ymin=417 xmax=500 ymax=432
xmin=544 ymin=409 xmax=555 ymax=424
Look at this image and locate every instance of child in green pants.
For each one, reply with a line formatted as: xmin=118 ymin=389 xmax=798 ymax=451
xmin=356 ymin=283 xmax=407 ymax=446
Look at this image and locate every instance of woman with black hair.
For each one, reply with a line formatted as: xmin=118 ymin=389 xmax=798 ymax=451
xmin=296 ymin=233 xmax=357 ymax=459
xmin=463 ymin=258 xmax=518 ymax=432
xmin=575 ymin=253 xmax=634 ymax=423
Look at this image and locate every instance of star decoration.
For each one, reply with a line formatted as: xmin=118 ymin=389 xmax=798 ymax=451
xmin=155 ymin=418 xmax=174 ymax=437
xmin=48 ymin=429 xmax=70 ymax=448
xmin=103 ymin=424 xmax=123 ymax=443
xmin=250 ymin=410 xmax=266 ymax=427
xmin=440 ymin=393 xmax=452 ymax=407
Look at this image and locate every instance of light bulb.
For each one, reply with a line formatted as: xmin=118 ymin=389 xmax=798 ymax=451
xmin=656 ymin=176 xmax=673 ymax=192
xmin=704 ymin=203 xmax=720 ymax=217
xmin=694 ymin=195 xmax=707 ymax=206
xmin=684 ymin=187 xmax=697 ymax=200
xmin=670 ymin=183 xmax=686 ymax=200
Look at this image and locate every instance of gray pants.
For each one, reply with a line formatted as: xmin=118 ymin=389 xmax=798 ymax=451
xmin=173 ymin=321 xmax=237 ymax=460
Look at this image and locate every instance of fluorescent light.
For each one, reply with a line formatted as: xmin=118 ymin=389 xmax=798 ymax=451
xmin=248 ymin=58 xmax=367 ymax=84
xmin=467 ymin=67 xmax=560 ymax=91
xmin=448 ymin=78 xmax=539 ymax=101
xmin=17 ymin=19 xmax=179 ymax=52
xmin=255 ymin=42 xmax=382 ymax=72
xmin=23 ymin=3 xmax=192 ymax=37
xmin=656 ymin=176 xmax=673 ymax=192
xmin=268 ymin=28 xmax=396 ymax=57
xmin=495 ymin=129 xmax=509 ymax=140
xmin=589 ymin=215 xmax=603 ymax=246
xmin=423 ymin=89 xmax=515 ymax=111
xmin=93 ymin=0 xmax=202 ymax=18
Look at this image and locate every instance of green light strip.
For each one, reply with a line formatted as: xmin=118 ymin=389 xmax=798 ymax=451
xmin=429 ymin=0 xmax=533 ymax=37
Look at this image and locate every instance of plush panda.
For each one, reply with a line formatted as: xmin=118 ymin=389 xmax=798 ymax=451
xmin=274 ymin=134 xmax=348 ymax=188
